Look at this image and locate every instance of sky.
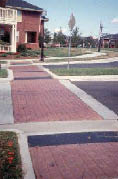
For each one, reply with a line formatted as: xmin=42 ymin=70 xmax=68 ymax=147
xmin=28 ymin=0 xmax=118 ymax=37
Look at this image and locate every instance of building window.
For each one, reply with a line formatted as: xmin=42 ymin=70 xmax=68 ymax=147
xmin=26 ymin=32 xmax=36 ymax=43
xmin=16 ymin=31 xmax=19 ymax=43
xmin=17 ymin=10 xmax=22 ymax=16
xmin=17 ymin=10 xmax=22 ymax=22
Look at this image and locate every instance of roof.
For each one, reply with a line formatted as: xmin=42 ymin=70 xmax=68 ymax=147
xmin=6 ymin=0 xmax=43 ymax=12
xmin=101 ymin=34 xmax=118 ymax=40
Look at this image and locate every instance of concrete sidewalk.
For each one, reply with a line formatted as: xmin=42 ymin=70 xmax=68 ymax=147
xmin=0 ymin=82 xmax=14 ymax=124
xmin=10 ymin=65 xmax=102 ymax=123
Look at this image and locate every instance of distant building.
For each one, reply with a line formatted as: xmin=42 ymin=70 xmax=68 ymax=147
xmin=101 ymin=34 xmax=118 ymax=48
xmin=0 ymin=0 xmax=48 ymax=52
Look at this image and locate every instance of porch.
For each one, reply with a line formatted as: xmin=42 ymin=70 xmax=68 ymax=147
xmin=0 ymin=7 xmax=17 ymax=24
xmin=0 ymin=7 xmax=17 ymax=52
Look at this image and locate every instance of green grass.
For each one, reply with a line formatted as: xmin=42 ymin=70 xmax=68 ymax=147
xmin=0 ymin=69 xmax=8 ymax=78
xmin=44 ymin=48 xmax=91 ymax=57
xmin=51 ymin=67 xmax=118 ymax=76
xmin=102 ymin=48 xmax=118 ymax=52
xmin=0 ymin=61 xmax=7 ymax=64
xmin=0 ymin=132 xmax=23 ymax=179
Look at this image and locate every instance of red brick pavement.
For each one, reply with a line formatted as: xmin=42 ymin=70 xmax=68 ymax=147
xmin=29 ymin=142 xmax=118 ymax=179
xmin=10 ymin=66 xmax=103 ymax=123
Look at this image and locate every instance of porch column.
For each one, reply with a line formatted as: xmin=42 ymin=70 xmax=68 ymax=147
xmin=11 ymin=24 xmax=17 ymax=52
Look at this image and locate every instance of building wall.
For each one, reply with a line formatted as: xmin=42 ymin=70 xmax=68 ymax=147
xmin=17 ymin=10 xmax=42 ymax=49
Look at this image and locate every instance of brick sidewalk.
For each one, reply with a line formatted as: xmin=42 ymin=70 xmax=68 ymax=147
xmin=29 ymin=142 xmax=118 ymax=179
xmin=10 ymin=65 xmax=103 ymax=123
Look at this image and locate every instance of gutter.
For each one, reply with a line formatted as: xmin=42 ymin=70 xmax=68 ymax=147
xmin=6 ymin=5 xmax=43 ymax=12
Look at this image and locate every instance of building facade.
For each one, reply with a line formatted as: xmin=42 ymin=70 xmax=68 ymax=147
xmin=101 ymin=34 xmax=118 ymax=48
xmin=0 ymin=0 xmax=48 ymax=52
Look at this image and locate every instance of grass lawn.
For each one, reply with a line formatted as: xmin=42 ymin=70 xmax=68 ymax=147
xmin=0 ymin=61 xmax=7 ymax=64
xmin=0 ymin=69 xmax=8 ymax=78
xmin=102 ymin=48 xmax=118 ymax=52
xmin=44 ymin=48 xmax=91 ymax=57
xmin=0 ymin=131 xmax=22 ymax=179
xmin=51 ymin=67 xmax=118 ymax=76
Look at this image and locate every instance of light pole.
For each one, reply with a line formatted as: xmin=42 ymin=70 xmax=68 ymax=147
xmin=98 ymin=22 xmax=103 ymax=52
xmin=68 ymin=13 xmax=76 ymax=70
xmin=40 ymin=35 xmax=44 ymax=62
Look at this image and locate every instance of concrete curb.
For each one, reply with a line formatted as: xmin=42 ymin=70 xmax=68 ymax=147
xmin=0 ymin=129 xmax=35 ymax=179
xmin=60 ymin=80 xmax=118 ymax=120
xmin=0 ymin=69 xmax=14 ymax=83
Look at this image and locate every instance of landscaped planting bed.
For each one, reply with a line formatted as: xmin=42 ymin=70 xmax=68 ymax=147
xmin=0 ymin=132 xmax=23 ymax=179
xmin=0 ymin=69 xmax=8 ymax=78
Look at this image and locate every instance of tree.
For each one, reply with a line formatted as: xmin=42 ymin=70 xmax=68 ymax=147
xmin=44 ymin=28 xmax=51 ymax=44
xmin=53 ymin=29 xmax=67 ymax=46
xmin=71 ymin=27 xmax=81 ymax=47
xmin=84 ymin=36 xmax=97 ymax=48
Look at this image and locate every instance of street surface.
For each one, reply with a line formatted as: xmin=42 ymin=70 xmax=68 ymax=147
xmin=72 ymin=81 xmax=118 ymax=115
xmin=44 ymin=61 xmax=118 ymax=69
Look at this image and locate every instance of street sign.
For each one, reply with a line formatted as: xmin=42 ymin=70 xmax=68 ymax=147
xmin=67 ymin=13 xmax=76 ymax=70
xmin=68 ymin=13 xmax=76 ymax=31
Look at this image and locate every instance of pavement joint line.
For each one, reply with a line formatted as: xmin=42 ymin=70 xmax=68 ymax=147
xmin=0 ymin=82 xmax=14 ymax=124
xmin=0 ymin=129 xmax=35 ymax=179
xmin=0 ymin=120 xmax=118 ymax=136
xmin=60 ymin=80 xmax=118 ymax=120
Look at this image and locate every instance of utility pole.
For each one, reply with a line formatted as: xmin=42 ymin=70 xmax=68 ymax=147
xmin=40 ymin=18 xmax=44 ymax=62
xmin=98 ymin=22 xmax=103 ymax=52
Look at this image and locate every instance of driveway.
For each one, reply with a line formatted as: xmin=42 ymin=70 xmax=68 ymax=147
xmin=72 ymin=81 xmax=118 ymax=115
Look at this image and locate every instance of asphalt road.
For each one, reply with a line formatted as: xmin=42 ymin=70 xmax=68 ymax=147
xmin=72 ymin=81 xmax=118 ymax=115
xmin=44 ymin=61 xmax=118 ymax=69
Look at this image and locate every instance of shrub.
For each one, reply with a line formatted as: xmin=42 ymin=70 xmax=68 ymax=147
xmin=104 ymin=43 xmax=109 ymax=48
xmin=16 ymin=54 xmax=21 ymax=58
xmin=17 ymin=44 xmax=27 ymax=52
xmin=0 ymin=53 xmax=8 ymax=57
xmin=21 ymin=52 xmax=28 ymax=57
xmin=6 ymin=52 xmax=13 ymax=55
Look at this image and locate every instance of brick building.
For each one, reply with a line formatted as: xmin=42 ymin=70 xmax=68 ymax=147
xmin=0 ymin=0 xmax=48 ymax=52
xmin=101 ymin=34 xmax=118 ymax=48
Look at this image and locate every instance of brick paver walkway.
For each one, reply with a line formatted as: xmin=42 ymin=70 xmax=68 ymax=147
xmin=29 ymin=142 xmax=118 ymax=179
xmin=10 ymin=66 xmax=103 ymax=123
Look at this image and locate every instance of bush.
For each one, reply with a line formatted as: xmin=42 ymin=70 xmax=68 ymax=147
xmin=0 ymin=53 xmax=8 ymax=57
xmin=104 ymin=43 xmax=109 ymax=48
xmin=26 ymin=50 xmax=40 ymax=57
xmin=21 ymin=52 xmax=28 ymax=57
xmin=17 ymin=44 xmax=27 ymax=52
xmin=16 ymin=54 xmax=21 ymax=58
xmin=6 ymin=52 xmax=13 ymax=55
